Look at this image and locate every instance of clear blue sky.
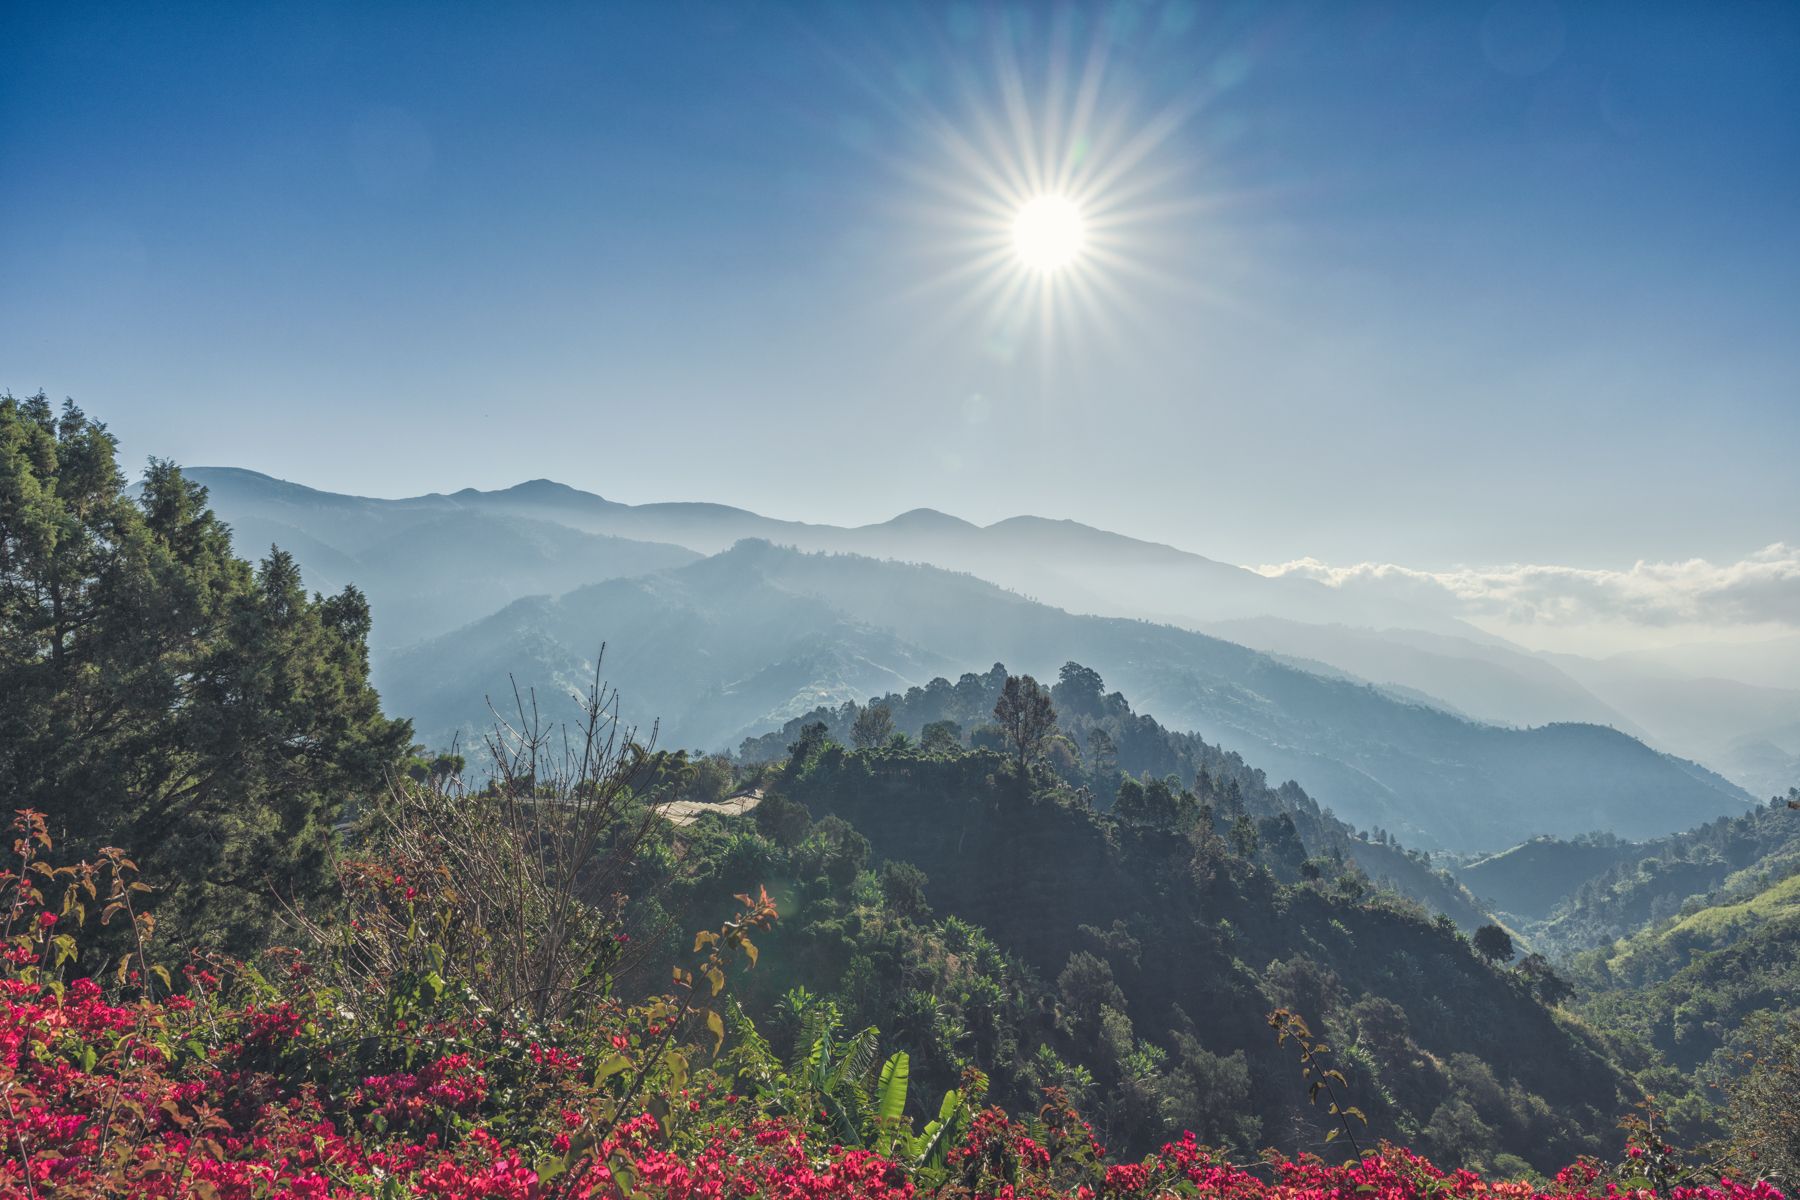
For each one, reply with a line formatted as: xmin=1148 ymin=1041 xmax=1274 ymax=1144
xmin=3 ymin=0 xmax=1795 ymax=570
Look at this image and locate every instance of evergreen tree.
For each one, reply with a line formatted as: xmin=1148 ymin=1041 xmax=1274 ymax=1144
xmin=992 ymin=673 xmax=1057 ymax=776
xmin=0 ymin=394 xmax=410 ymax=949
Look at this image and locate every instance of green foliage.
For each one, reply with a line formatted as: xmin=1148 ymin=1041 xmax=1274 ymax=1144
xmin=0 ymin=394 xmax=409 ymax=950
xmin=852 ymin=703 xmax=897 ymax=750
xmin=920 ymin=719 xmax=964 ymax=755
xmin=1535 ymin=792 xmax=1800 ymax=957
xmin=1716 ymin=1013 xmax=1800 ymax=1185
xmin=1473 ymin=924 xmax=1515 ymax=965
xmin=740 ymin=660 xmax=1495 ymax=930
xmin=646 ymin=740 xmax=1629 ymax=1168
xmin=879 ymin=860 xmax=933 ymax=922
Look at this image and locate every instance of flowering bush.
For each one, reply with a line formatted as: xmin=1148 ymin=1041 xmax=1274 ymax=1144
xmin=1 ymin=810 xmax=1788 ymax=1200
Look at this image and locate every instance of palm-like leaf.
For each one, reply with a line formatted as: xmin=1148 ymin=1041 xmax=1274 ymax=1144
xmin=875 ymin=1052 xmax=909 ymax=1124
xmin=911 ymin=1089 xmax=969 ymax=1170
xmin=829 ymin=1025 xmax=882 ymax=1096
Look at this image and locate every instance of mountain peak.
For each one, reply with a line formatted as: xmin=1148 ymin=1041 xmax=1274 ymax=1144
xmin=499 ymin=478 xmax=600 ymax=500
xmin=868 ymin=508 xmax=978 ymax=533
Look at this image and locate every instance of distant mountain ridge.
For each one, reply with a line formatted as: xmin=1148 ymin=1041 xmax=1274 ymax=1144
xmin=177 ymin=468 xmax=702 ymax=647
xmin=183 ymin=467 xmax=1481 ymax=634
xmin=183 ymin=467 xmax=1758 ymax=851
xmin=378 ymin=539 xmax=1751 ymax=851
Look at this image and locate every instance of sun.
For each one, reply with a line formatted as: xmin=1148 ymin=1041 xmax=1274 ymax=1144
xmin=879 ymin=8 xmax=1220 ymax=360
xmin=1011 ymin=194 xmax=1086 ymax=272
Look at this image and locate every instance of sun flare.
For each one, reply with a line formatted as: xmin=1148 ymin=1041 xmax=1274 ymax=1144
xmin=1011 ymin=194 xmax=1086 ymax=272
xmin=883 ymin=12 xmax=1223 ymax=362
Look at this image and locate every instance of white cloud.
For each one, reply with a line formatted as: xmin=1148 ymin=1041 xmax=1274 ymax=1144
xmin=1256 ymin=543 xmax=1800 ymax=629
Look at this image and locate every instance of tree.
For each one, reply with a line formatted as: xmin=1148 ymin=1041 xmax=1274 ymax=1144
xmin=1229 ymin=814 xmax=1260 ymax=858
xmin=785 ymin=721 xmax=832 ymax=774
xmin=0 ymin=394 xmax=410 ymax=950
xmin=1085 ymin=727 xmax=1119 ymax=801
xmin=1347 ymin=996 xmax=1413 ymax=1062
xmin=1514 ymin=952 xmax=1573 ymax=1007
xmin=1051 ymin=661 xmax=1105 ymax=717
xmin=851 ymin=702 xmax=895 ymax=750
xmin=1057 ymin=950 xmax=1125 ymax=1036
xmin=992 ymin=673 xmax=1057 ymax=776
xmin=879 ymin=860 xmax=932 ymax=922
xmin=1421 ymin=1096 xmax=1498 ymax=1170
xmin=1472 ymin=924 xmax=1515 ymax=965
xmin=793 ymin=814 xmax=869 ymax=891
xmin=404 ymin=745 xmax=466 ymax=786
xmin=1115 ymin=777 xmax=1185 ymax=828
xmin=919 ymin=719 xmax=962 ymax=755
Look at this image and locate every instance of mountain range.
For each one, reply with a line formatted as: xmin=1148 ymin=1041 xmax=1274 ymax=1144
xmin=183 ymin=467 xmax=1763 ymax=851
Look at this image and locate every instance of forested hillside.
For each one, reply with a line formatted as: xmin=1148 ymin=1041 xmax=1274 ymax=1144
xmin=708 ymin=737 xmax=1628 ymax=1172
xmin=736 ymin=661 xmax=1493 ymax=930
xmin=1528 ymin=792 xmax=1800 ymax=955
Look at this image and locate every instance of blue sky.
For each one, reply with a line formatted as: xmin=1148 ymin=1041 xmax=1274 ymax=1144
xmin=3 ymin=0 xmax=1796 ymax=571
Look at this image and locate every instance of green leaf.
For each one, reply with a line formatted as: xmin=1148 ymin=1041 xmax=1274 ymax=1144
xmin=914 ymin=1090 xmax=967 ymax=1170
xmin=423 ymin=970 xmax=446 ymax=1001
xmin=876 ymin=1052 xmax=910 ymax=1123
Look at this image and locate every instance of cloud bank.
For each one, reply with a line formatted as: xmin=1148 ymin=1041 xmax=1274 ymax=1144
xmin=1256 ymin=543 xmax=1800 ymax=630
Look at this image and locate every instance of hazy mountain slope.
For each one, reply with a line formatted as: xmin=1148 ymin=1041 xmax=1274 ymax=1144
xmin=185 ymin=468 xmax=1789 ymax=799
xmin=380 ymin=561 xmax=956 ymax=753
xmin=186 ymin=468 xmax=701 ymax=647
xmin=384 ymin=541 xmax=1752 ymax=850
xmin=190 ymin=466 xmax=462 ymax=552
xmin=1607 ymin=635 xmax=1800 ymax=693
xmin=720 ymin=544 xmax=1752 ymax=847
xmin=187 ymin=468 xmax=1476 ymax=634
xmin=345 ymin=512 xmax=700 ymax=647
xmin=1542 ymin=652 xmax=1800 ymax=798
xmin=1204 ymin=618 xmax=1639 ymax=733
xmin=458 ymin=483 xmax=1500 ymax=634
xmin=221 ymin=514 xmax=364 ymax=594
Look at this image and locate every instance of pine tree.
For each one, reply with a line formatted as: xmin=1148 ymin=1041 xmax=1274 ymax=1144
xmin=0 ymin=394 xmax=410 ymax=949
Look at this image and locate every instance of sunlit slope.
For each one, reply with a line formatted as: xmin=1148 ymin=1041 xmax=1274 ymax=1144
xmin=1571 ymin=820 xmax=1800 ymax=1074
xmin=1525 ymin=795 xmax=1800 ymax=956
